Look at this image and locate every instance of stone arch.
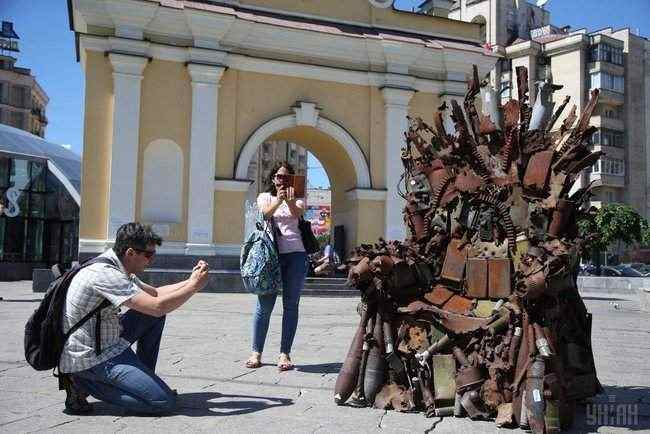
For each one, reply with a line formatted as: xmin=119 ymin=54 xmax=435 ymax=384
xmin=234 ymin=102 xmax=371 ymax=188
xmin=142 ymin=138 xmax=184 ymax=223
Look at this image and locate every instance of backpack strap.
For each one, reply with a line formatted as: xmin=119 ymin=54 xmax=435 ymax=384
xmin=63 ymin=298 xmax=111 ymax=344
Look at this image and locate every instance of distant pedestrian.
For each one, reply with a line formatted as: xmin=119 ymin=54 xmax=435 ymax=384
xmin=60 ymin=222 xmax=209 ymax=415
xmin=246 ymin=162 xmax=308 ymax=371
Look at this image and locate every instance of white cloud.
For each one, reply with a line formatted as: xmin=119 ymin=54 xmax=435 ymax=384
xmin=60 ymin=144 xmax=72 ymax=150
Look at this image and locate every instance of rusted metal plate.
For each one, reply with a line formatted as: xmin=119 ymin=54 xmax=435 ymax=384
xmin=548 ymin=199 xmax=574 ymax=238
xmin=466 ymin=258 xmax=488 ymax=298
xmin=399 ymin=301 xmax=492 ymax=334
xmin=440 ymin=239 xmax=467 ymax=285
xmin=424 ymin=285 xmax=455 ymax=306
xmin=488 ymin=258 xmax=512 ymax=298
xmin=523 ymin=150 xmax=553 ymax=192
xmin=443 ymin=294 xmax=474 ymax=315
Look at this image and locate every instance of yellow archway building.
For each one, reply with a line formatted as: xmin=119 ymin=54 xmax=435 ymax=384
xmin=69 ymin=0 xmax=497 ymax=259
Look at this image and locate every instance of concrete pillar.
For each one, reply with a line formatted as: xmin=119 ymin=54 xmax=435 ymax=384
xmin=186 ymin=64 xmax=226 ymax=253
xmin=107 ymin=53 xmax=148 ymax=239
xmin=381 ymin=87 xmax=414 ymax=241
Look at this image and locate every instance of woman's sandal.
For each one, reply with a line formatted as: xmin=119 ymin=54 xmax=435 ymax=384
xmin=245 ymin=353 xmax=262 ymax=369
xmin=277 ymin=354 xmax=294 ymax=372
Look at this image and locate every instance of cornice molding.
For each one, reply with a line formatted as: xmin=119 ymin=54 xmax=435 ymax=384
xmin=81 ymin=35 xmax=491 ymax=94
xmin=72 ymin=0 xmax=498 ymax=88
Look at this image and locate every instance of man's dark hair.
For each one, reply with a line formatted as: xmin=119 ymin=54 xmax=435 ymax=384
xmin=114 ymin=222 xmax=163 ymax=258
xmin=265 ymin=161 xmax=295 ymax=196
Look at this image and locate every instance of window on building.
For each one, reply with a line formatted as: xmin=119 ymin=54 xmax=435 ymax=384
xmin=500 ymin=80 xmax=511 ymax=104
xmin=589 ymin=43 xmax=624 ymax=65
xmin=499 ymin=59 xmax=512 ymax=73
xmin=0 ymin=157 xmax=77 ymax=264
xmin=592 ymin=129 xmax=625 ymax=148
xmin=10 ymin=111 xmax=26 ymax=130
xmin=590 ymin=72 xmax=624 ymax=93
xmin=602 ymin=107 xmax=621 ymax=119
xmin=12 ymin=86 xmax=31 ymax=109
xmin=606 ymin=191 xmax=616 ymax=203
xmin=593 ymin=157 xmax=625 ymax=176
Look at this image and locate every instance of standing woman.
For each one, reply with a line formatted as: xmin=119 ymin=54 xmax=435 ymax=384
xmin=246 ymin=161 xmax=308 ymax=371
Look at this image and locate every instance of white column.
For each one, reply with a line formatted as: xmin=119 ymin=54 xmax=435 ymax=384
xmin=107 ymin=53 xmax=148 ymax=239
xmin=381 ymin=87 xmax=414 ymax=241
xmin=186 ymin=64 xmax=226 ymax=250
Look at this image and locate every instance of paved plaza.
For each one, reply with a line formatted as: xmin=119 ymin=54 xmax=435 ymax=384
xmin=1 ymin=281 xmax=649 ymax=433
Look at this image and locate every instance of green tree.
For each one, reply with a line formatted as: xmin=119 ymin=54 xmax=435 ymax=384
xmin=578 ymin=204 xmax=648 ymax=265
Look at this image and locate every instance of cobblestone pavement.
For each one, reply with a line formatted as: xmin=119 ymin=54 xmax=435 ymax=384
xmin=1 ymin=281 xmax=649 ymax=433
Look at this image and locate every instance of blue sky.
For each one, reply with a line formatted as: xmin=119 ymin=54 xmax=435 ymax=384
xmin=2 ymin=0 xmax=649 ymax=188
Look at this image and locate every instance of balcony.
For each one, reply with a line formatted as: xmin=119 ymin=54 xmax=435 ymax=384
xmin=592 ymin=145 xmax=624 ymax=160
xmin=597 ymin=89 xmax=624 ymax=106
xmin=588 ymin=61 xmax=625 ymax=76
xmin=589 ymin=173 xmax=625 ymax=188
xmin=590 ymin=115 xmax=624 ymax=131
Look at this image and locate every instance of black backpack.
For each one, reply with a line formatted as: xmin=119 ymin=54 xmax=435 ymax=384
xmin=24 ymin=256 xmax=115 ymax=372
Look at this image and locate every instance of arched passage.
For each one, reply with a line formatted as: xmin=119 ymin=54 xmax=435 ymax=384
xmin=234 ymin=103 xmax=371 ymax=188
xmin=233 ymin=103 xmax=378 ymax=255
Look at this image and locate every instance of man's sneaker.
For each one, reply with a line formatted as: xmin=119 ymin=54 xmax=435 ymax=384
xmin=63 ymin=377 xmax=93 ymax=415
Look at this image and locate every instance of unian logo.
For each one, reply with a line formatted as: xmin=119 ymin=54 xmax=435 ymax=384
xmin=3 ymin=187 xmax=20 ymax=217
xmin=586 ymin=395 xmax=639 ymax=427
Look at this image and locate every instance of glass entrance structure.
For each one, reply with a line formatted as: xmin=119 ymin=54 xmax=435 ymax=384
xmin=0 ymin=123 xmax=80 ymax=280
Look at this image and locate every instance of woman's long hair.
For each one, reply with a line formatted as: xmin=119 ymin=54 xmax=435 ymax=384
xmin=265 ymin=161 xmax=296 ymax=196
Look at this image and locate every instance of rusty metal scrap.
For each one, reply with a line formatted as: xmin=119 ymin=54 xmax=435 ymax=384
xmin=334 ymin=65 xmax=602 ymax=432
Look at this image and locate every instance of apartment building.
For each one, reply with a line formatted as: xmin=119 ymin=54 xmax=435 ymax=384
xmin=420 ymin=0 xmax=650 ymax=218
xmin=0 ymin=22 xmax=48 ymax=138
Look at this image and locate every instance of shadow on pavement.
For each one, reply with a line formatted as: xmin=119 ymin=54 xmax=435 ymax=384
xmin=295 ymin=362 xmax=342 ymax=374
xmin=567 ymin=385 xmax=650 ymax=432
xmin=176 ymin=391 xmax=293 ymax=416
xmin=89 ymin=392 xmax=293 ymax=417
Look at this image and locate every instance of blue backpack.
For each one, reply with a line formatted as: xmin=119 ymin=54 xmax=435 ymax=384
xmin=240 ymin=213 xmax=282 ymax=295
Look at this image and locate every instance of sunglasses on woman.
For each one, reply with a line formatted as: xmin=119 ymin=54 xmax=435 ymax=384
xmin=274 ymin=174 xmax=291 ymax=182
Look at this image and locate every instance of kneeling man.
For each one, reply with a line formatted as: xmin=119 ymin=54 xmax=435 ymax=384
xmin=60 ymin=222 xmax=209 ymax=414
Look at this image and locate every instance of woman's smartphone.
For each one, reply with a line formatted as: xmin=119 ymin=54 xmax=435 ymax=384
xmin=289 ymin=175 xmax=306 ymax=198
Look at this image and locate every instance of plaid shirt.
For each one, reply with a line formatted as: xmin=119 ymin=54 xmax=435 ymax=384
xmin=59 ymin=249 xmax=141 ymax=373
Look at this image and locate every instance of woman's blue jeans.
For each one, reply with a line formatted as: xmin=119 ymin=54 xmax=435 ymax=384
xmin=71 ymin=310 xmax=176 ymax=414
xmin=252 ymin=251 xmax=308 ymax=354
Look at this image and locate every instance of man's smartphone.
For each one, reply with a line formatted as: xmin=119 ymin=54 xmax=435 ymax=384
xmin=289 ymin=174 xmax=306 ymax=198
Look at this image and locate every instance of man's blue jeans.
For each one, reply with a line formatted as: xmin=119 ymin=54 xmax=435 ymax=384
xmin=71 ymin=309 xmax=176 ymax=414
xmin=252 ymin=251 xmax=308 ymax=354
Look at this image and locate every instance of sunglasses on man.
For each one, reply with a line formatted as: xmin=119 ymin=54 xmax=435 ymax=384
xmin=133 ymin=248 xmax=156 ymax=259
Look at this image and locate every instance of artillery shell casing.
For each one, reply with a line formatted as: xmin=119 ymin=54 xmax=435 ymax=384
xmin=435 ymin=406 xmax=455 ymax=417
xmin=334 ymin=309 xmax=370 ymax=405
xmin=364 ymin=312 xmax=386 ymax=406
